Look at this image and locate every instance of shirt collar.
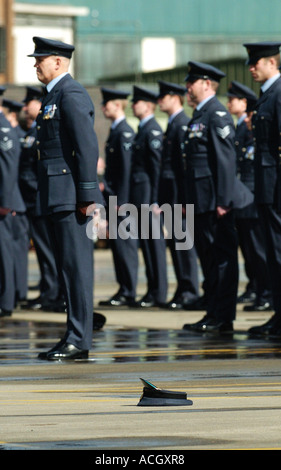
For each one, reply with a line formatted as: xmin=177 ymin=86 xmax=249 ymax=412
xmin=111 ymin=116 xmax=125 ymax=129
xmin=168 ymin=108 xmax=183 ymax=123
xmin=237 ymin=113 xmax=247 ymax=126
xmin=261 ymin=72 xmax=281 ymax=93
xmin=46 ymin=72 xmax=69 ymax=93
xmin=196 ymin=94 xmax=215 ymax=111
xmin=139 ymin=114 xmax=154 ymax=128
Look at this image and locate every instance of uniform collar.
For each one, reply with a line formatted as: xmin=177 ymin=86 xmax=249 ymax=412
xmin=261 ymin=72 xmax=280 ymax=93
xmin=196 ymin=94 xmax=215 ymax=111
xmin=46 ymin=72 xmax=69 ymax=93
xmin=139 ymin=114 xmax=154 ymax=128
xmin=111 ymin=116 xmax=125 ymax=129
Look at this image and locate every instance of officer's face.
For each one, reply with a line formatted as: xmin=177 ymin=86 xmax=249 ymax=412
xmin=33 ymin=55 xmax=59 ymax=84
xmin=158 ymin=94 xmax=173 ymax=112
xmin=102 ymin=100 xmax=117 ymax=119
xmin=227 ymin=97 xmax=246 ymax=116
xmin=248 ymin=57 xmax=275 ymax=83
xmin=23 ymin=99 xmax=42 ymax=123
xmin=185 ymin=79 xmax=206 ymax=105
xmin=132 ymin=100 xmax=149 ymax=119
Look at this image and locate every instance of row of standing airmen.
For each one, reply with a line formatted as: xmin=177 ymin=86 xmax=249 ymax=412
xmin=98 ymin=65 xmax=273 ymax=337
xmin=0 ymin=39 xmax=281 ymax=348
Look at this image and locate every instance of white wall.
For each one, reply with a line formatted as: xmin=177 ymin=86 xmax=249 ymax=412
xmin=13 ymin=25 xmax=74 ymax=85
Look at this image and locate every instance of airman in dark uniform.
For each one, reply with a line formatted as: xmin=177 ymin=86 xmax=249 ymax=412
xmin=19 ymin=86 xmax=62 ymax=311
xmin=182 ymin=62 xmax=253 ymax=334
xmin=130 ymin=86 xmax=167 ymax=307
xmin=98 ymin=87 xmax=138 ymax=306
xmin=227 ymin=81 xmax=272 ymax=311
xmin=0 ymin=88 xmax=26 ymax=317
xmin=1 ymin=98 xmax=29 ymax=305
xmin=28 ymin=36 xmax=102 ymax=360
xmin=243 ymin=42 xmax=281 ymax=337
xmin=157 ymin=80 xmax=199 ymax=309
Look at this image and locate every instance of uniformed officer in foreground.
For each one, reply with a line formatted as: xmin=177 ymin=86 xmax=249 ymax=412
xmin=182 ymin=61 xmax=253 ymax=334
xmin=157 ymin=80 xmax=200 ymax=310
xmin=0 ymin=88 xmax=26 ymax=317
xmin=28 ymin=36 xmax=102 ymax=360
xmin=19 ymin=86 xmax=62 ymax=311
xmin=227 ymin=81 xmax=272 ymax=312
xmin=243 ymin=42 xmax=281 ymax=337
xmin=130 ymin=86 xmax=167 ymax=307
xmin=98 ymin=87 xmax=138 ymax=307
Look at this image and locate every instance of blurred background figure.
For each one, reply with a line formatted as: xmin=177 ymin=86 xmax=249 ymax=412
xmin=1 ymin=97 xmax=28 ymax=306
xmin=227 ymin=81 xmax=272 ymax=312
xmin=98 ymin=87 xmax=138 ymax=307
xmin=157 ymin=80 xmax=200 ymax=310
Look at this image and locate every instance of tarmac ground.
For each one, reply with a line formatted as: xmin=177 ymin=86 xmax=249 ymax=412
xmin=1 ymin=248 xmax=281 ymax=453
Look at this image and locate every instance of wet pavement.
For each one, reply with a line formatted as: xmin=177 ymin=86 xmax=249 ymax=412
xmin=1 ymin=248 xmax=281 ymax=451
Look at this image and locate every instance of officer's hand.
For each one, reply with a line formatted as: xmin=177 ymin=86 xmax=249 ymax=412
xmin=76 ymin=202 xmax=93 ymax=220
xmin=216 ymin=206 xmax=231 ymax=218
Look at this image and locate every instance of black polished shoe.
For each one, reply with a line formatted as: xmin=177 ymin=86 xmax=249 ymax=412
xmin=237 ymin=291 xmax=256 ymax=303
xmin=243 ymin=301 xmax=272 ymax=312
xmin=93 ymin=312 xmax=106 ymax=330
xmin=165 ymin=294 xmax=199 ymax=310
xmin=99 ymin=293 xmax=134 ymax=307
xmin=38 ymin=342 xmax=88 ymax=361
xmin=21 ymin=296 xmax=57 ymax=311
xmin=0 ymin=308 xmax=12 ymax=318
xmin=248 ymin=314 xmax=281 ymax=337
xmin=134 ymin=294 xmax=159 ymax=308
xmin=203 ymin=318 xmax=233 ymax=333
xmin=183 ymin=315 xmax=213 ymax=332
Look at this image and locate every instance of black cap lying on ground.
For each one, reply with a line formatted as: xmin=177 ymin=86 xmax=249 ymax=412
xmin=137 ymin=378 xmax=193 ymax=406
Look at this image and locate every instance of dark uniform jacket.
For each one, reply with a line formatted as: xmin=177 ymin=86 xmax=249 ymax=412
xmin=19 ymin=123 xmax=38 ymax=215
xmin=251 ymin=76 xmax=281 ymax=211
xmin=103 ymin=119 xmax=135 ymax=207
xmin=36 ymin=74 xmax=101 ymax=215
xmin=159 ymin=110 xmax=189 ymax=206
xmin=0 ymin=112 xmax=25 ymax=213
xmin=235 ymin=117 xmax=258 ymax=218
xmin=130 ymin=116 xmax=163 ymax=207
xmin=184 ymin=95 xmax=253 ymax=213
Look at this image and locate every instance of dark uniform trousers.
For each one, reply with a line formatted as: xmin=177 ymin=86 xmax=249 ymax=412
xmin=13 ymin=125 xmax=29 ymax=302
xmin=252 ymin=76 xmax=281 ymax=317
xmin=103 ymin=120 xmax=138 ymax=299
xmin=19 ymin=124 xmax=60 ymax=300
xmin=184 ymin=97 xmax=253 ymax=322
xmin=234 ymin=119 xmax=271 ymax=302
xmin=46 ymin=211 xmax=94 ymax=347
xmin=130 ymin=116 xmax=167 ymax=304
xmin=36 ymin=74 xmax=101 ymax=350
xmin=159 ymin=111 xmax=199 ymax=302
